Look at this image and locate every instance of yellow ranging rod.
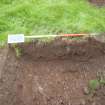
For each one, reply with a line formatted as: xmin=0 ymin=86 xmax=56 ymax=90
xmin=8 ymin=33 xmax=98 ymax=44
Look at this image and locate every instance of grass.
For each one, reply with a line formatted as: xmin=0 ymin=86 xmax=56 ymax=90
xmin=89 ymin=79 xmax=100 ymax=91
xmin=88 ymin=71 xmax=105 ymax=93
xmin=13 ymin=45 xmax=22 ymax=57
xmin=0 ymin=0 xmax=105 ymax=42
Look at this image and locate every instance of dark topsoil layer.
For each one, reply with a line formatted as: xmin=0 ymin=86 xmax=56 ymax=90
xmin=0 ymin=37 xmax=105 ymax=105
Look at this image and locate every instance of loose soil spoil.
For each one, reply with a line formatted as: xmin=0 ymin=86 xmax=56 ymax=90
xmin=0 ymin=37 xmax=105 ymax=105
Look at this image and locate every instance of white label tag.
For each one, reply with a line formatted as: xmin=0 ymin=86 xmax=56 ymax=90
xmin=8 ymin=34 xmax=24 ymax=43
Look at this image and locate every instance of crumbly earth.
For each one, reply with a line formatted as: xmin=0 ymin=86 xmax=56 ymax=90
xmin=0 ymin=37 xmax=105 ymax=105
xmin=89 ymin=0 xmax=105 ymax=6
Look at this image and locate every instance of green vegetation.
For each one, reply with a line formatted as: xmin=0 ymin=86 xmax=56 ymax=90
xmin=0 ymin=40 xmax=6 ymax=47
xmin=89 ymin=78 xmax=105 ymax=93
xmin=13 ymin=44 xmax=22 ymax=57
xmin=0 ymin=0 xmax=105 ymax=42
xmin=97 ymin=71 xmax=105 ymax=85
xmin=15 ymin=47 xmax=22 ymax=57
xmin=89 ymin=79 xmax=100 ymax=91
xmin=88 ymin=71 xmax=105 ymax=93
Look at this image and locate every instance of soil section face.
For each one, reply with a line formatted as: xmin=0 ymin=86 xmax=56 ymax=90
xmin=0 ymin=37 xmax=105 ymax=105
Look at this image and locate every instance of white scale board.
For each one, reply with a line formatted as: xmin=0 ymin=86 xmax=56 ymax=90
xmin=8 ymin=34 xmax=24 ymax=43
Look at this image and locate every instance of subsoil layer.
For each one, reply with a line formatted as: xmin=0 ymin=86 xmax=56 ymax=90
xmin=0 ymin=37 xmax=105 ymax=105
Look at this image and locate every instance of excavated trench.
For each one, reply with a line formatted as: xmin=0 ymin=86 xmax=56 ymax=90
xmin=0 ymin=37 xmax=105 ymax=105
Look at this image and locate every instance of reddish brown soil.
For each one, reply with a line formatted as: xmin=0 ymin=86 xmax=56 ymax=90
xmin=0 ymin=37 xmax=105 ymax=105
xmin=89 ymin=0 xmax=105 ymax=6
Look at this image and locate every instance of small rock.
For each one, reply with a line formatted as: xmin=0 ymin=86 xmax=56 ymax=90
xmin=80 ymin=99 xmax=86 ymax=105
xmin=66 ymin=46 xmax=71 ymax=53
xmin=92 ymin=102 xmax=96 ymax=105
xmin=94 ymin=35 xmax=105 ymax=43
xmin=83 ymin=87 xmax=90 ymax=95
